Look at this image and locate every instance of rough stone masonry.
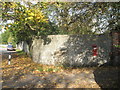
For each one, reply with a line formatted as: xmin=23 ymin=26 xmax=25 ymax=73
xmin=30 ymin=34 xmax=111 ymax=67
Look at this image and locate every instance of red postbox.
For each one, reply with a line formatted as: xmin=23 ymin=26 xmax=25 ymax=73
xmin=92 ymin=44 xmax=98 ymax=57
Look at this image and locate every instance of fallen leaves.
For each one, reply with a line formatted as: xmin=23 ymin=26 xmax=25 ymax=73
xmin=32 ymin=70 xmax=41 ymax=74
xmin=0 ymin=80 xmax=3 ymax=82
xmin=2 ymin=53 xmax=118 ymax=88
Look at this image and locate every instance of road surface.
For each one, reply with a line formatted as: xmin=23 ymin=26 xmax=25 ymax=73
xmin=0 ymin=45 xmax=16 ymax=60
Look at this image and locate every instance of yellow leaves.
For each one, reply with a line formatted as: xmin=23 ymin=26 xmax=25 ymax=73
xmin=98 ymin=8 xmax=102 ymax=11
xmin=25 ymin=9 xmax=48 ymax=24
xmin=14 ymin=22 xmax=19 ymax=25
xmin=27 ymin=16 xmax=33 ymax=20
xmin=41 ymin=19 xmax=48 ymax=23
xmin=26 ymin=10 xmax=31 ymax=13
xmin=64 ymin=24 xmax=67 ymax=26
xmin=10 ymin=3 xmax=17 ymax=8
xmin=5 ymin=27 xmax=8 ymax=30
xmin=3 ymin=86 xmax=10 ymax=88
xmin=36 ymin=15 xmax=44 ymax=20
xmin=16 ymin=67 xmax=24 ymax=70
xmin=28 ymin=12 xmax=34 ymax=16
xmin=84 ymin=71 xmax=90 ymax=74
xmin=3 ymin=2 xmax=17 ymax=9
xmin=34 ymin=12 xmax=45 ymax=22
xmin=2 ymin=53 xmax=118 ymax=88
xmin=20 ymin=75 xmax=26 ymax=79
xmin=15 ymin=10 xmax=19 ymax=13
xmin=0 ymin=80 xmax=3 ymax=83
xmin=33 ymin=70 xmax=41 ymax=74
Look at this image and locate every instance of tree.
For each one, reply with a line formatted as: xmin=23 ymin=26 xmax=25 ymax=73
xmin=2 ymin=2 xmax=119 ymax=42
xmin=42 ymin=2 xmax=119 ymax=34
xmin=1 ymin=29 xmax=10 ymax=44
xmin=2 ymin=2 xmax=58 ymax=44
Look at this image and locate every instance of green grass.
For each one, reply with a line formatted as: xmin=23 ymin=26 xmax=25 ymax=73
xmin=36 ymin=67 xmax=60 ymax=72
xmin=37 ymin=67 xmax=43 ymax=71
xmin=114 ymin=45 xmax=120 ymax=48
xmin=46 ymin=68 xmax=53 ymax=72
xmin=0 ymin=46 xmax=6 ymax=48
xmin=16 ymin=50 xmax=27 ymax=56
xmin=16 ymin=49 xmax=22 ymax=52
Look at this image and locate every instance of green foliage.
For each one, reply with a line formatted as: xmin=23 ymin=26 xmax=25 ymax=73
xmin=7 ymin=34 xmax=13 ymax=43
xmin=2 ymin=2 xmax=59 ymax=44
xmin=1 ymin=30 xmax=10 ymax=44
xmin=2 ymin=2 xmax=119 ymax=44
xmin=44 ymin=2 xmax=119 ymax=34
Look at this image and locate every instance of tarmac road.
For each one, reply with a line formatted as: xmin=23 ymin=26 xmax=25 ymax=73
xmin=0 ymin=45 xmax=16 ymax=53
xmin=0 ymin=45 xmax=17 ymax=60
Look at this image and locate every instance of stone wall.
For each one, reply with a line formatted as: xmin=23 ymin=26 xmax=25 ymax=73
xmin=31 ymin=34 xmax=111 ymax=67
xmin=16 ymin=41 xmax=29 ymax=54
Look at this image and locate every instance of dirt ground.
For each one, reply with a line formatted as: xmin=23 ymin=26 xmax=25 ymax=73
xmin=1 ymin=54 xmax=119 ymax=88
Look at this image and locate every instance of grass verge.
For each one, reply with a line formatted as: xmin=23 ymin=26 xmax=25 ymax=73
xmin=16 ymin=50 xmax=27 ymax=56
